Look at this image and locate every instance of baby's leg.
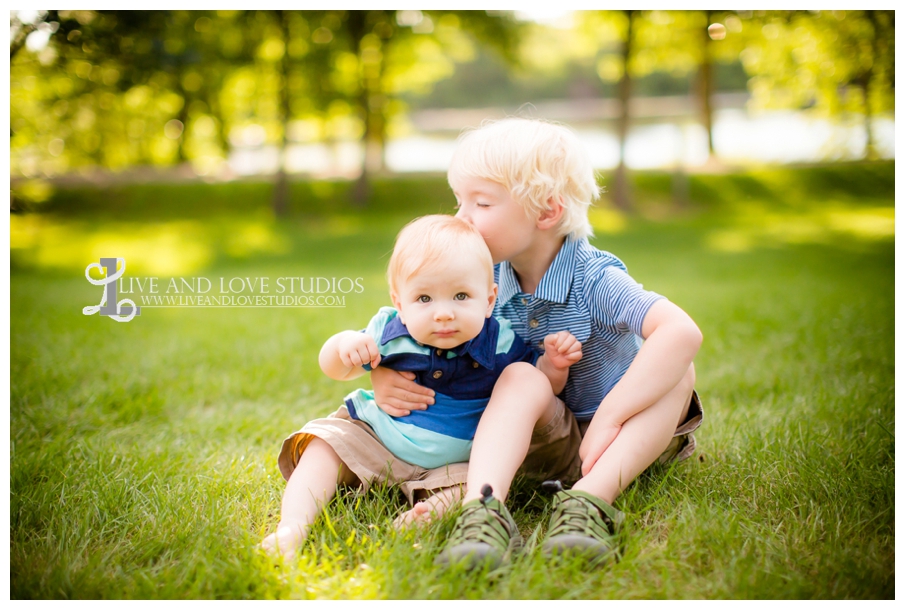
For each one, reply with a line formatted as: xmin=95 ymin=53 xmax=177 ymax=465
xmin=574 ymin=364 xmax=695 ymax=503
xmin=261 ymin=437 xmax=358 ymax=559
xmin=463 ymin=362 xmax=560 ymax=504
xmin=393 ymin=484 xmax=464 ymax=529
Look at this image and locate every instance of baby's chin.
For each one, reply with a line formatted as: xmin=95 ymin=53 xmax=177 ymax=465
xmin=414 ymin=332 xmax=476 ymax=350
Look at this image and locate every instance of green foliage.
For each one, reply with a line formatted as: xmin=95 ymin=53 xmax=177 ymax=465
xmin=9 ymin=163 xmax=894 ymax=598
xmin=10 ymin=10 xmax=521 ymax=180
xmin=739 ymin=11 xmax=894 ymax=123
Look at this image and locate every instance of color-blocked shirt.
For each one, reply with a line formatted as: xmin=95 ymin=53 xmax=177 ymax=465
xmin=345 ymin=306 xmax=538 ymax=469
xmin=494 ymin=235 xmax=665 ymax=421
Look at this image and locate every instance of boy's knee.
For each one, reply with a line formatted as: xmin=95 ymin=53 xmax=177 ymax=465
xmin=497 ymin=362 xmax=552 ymax=393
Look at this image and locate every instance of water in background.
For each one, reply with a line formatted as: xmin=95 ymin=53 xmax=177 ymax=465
xmin=227 ymin=96 xmax=895 ymax=177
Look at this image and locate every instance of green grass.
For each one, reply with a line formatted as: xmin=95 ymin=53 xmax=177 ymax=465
xmin=10 ymin=162 xmax=894 ymax=598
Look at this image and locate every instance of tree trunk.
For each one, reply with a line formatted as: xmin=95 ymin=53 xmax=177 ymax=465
xmin=175 ymin=82 xmax=190 ymax=165
xmin=273 ymin=10 xmax=293 ymax=217
xmin=613 ymin=9 xmax=634 ymax=211
xmin=862 ymin=10 xmax=879 ymax=160
xmin=349 ymin=11 xmax=387 ymax=207
xmin=699 ymin=10 xmax=715 ymax=158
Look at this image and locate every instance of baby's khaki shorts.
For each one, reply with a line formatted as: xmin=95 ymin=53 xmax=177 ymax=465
xmin=278 ymin=405 xmax=468 ymax=506
xmin=278 ymin=392 xmax=703 ymax=501
xmin=518 ymin=391 xmax=704 ymax=486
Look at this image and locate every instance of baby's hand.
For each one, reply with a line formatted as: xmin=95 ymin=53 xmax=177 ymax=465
xmin=337 ymin=333 xmax=381 ymax=370
xmin=543 ymin=331 xmax=583 ymax=370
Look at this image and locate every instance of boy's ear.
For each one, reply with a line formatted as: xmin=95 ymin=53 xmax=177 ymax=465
xmin=536 ymin=196 xmax=565 ymax=231
xmin=485 ymin=283 xmax=499 ymax=317
xmin=390 ymin=291 xmax=405 ymax=323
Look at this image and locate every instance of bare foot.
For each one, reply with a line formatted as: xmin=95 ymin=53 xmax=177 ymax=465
xmin=393 ymin=486 xmax=463 ymax=529
xmin=260 ymin=522 xmax=306 ymax=560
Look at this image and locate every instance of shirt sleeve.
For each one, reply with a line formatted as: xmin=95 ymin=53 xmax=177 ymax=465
xmin=512 ymin=334 xmax=540 ymax=367
xmin=359 ymin=306 xmax=398 ymax=371
xmin=496 ymin=316 xmax=540 ymax=367
xmin=583 ymin=261 xmax=665 ymax=337
xmin=361 ymin=306 xmax=396 ymax=342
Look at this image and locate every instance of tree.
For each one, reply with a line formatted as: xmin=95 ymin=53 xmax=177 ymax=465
xmin=738 ymin=10 xmax=895 ymax=160
xmin=10 ymin=9 xmax=521 ymax=210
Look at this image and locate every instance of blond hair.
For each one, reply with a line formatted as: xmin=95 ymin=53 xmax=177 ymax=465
xmin=447 ymin=117 xmax=599 ymax=239
xmin=387 ymin=215 xmax=494 ymax=296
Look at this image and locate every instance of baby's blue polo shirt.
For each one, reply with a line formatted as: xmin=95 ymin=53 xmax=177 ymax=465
xmin=345 ymin=306 xmax=538 ymax=469
xmin=494 ymin=235 xmax=665 ymax=421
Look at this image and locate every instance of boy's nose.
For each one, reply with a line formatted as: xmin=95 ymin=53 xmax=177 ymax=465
xmin=455 ymin=207 xmax=470 ymax=223
xmin=434 ymin=308 xmax=454 ymax=321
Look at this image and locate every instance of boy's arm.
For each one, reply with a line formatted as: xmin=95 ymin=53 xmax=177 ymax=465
xmin=579 ymin=299 xmax=702 ymax=474
xmin=535 ymin=331 xmax=583 ymax=395
xmin=319 ymin=330 xmax=382 ymax=381
xmin=370 ymin=368 xmax=435 ymax=417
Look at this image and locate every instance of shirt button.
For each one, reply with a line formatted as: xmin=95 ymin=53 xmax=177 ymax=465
xmin=472 ymin=361 xmax=480 ymax=369
xmin=432 ymin=370 xmax=443 ymax=379
xmin=520 ymin=298 xmax=528 ymax=306
xmin=529 ymin=319 xmax=539 ymax=328
xmin=436 ymin=349 xmax=444 ymax=356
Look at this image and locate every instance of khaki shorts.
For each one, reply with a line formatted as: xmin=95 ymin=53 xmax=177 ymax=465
xmin=278 ymin=406 xmax=469 ymax=505
xmin=518 ymin=390 xmax=704 ymax=486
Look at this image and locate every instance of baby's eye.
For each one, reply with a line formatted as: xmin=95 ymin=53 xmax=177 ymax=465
xmin=476 ymin=202 xmax=490 ymax=208
xmin=454 ymin=292 xmax=469 ymax=301
xmin=418 ymin=295 xmax=431 ymax=303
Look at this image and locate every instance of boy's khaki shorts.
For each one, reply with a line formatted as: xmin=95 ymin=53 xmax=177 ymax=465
xmin=517 ymin=390 xmax=704 ymax=486
xmin=278 ymin=392 xmax=703 ymax=503
xmin=278 ymin=406 xmax=469 ymax=505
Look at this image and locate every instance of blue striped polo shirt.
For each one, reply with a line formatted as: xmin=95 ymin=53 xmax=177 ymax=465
xmin=494 ymin=235 xmax=664 ymax=421
xmin=346 ymin=306 xmax=538 ymax=469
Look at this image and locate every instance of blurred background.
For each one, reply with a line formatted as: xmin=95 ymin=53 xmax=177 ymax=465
xmin=10 ymin=10 xmax=895 ymax=199
xmin=8 ymin=14 xmax=895 ymax=597
xmin=8 ymin=9 xmax=896 ymax=277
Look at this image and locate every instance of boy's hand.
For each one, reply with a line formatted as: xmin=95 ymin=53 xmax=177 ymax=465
xmin=543 ymin=331 xmax=583 ymax=370
xmin=337 ymin=333 xmax=381 ymax=370
xmin=371 ymin=367 xmax=435 ymax=417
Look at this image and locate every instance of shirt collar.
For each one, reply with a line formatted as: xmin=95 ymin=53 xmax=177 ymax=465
xmin=380 ymin=313 xmax=500 ymax=370
xmin=496 ymin=262 xmax=522 ymax=307
xmin=497 ymin=235 xmax=582 ymax=306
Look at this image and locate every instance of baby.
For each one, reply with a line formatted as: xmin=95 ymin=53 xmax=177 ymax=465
xmin=262 ymin=214 xmax=582 ymax=558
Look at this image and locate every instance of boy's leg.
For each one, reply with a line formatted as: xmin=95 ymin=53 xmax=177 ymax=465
xmin=262 ymin=437 xmax=359 ymax=558
xmin=572 ymin=364 xmax=695 ymax=503
xmin=437 ymin=363 xmax=562 ymax=568
xmin=463 ymin=362 xmax=561 ymax=504
xmin=540 ymin=365 xmax=695 ymax=562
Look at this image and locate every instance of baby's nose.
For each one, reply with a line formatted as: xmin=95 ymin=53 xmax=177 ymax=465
xmin=434 ymin=308 xmax=454 ymax=320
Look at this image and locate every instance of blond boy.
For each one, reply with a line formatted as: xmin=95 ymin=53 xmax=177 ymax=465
xmin=372 ymin=119 xmax=703 ymax=568
xmin=262 ymin=214 xmax=582 ymax=558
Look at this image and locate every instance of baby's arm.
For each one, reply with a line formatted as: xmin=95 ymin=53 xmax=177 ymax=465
xmin=535 ymin=331 xmax=583 ymax=395
xmin=319 ymin=331 xmax=382 ymax=381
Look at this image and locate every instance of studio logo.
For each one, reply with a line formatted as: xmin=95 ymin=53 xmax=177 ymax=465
xmin=83 ymin=257 xmax=141 ymax=322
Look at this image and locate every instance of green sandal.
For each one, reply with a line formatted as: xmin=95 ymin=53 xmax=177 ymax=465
xmin=435 ymin=485 xmax=523 ymax=570
xmin=542 ymin=489 xmax=623 ymax=565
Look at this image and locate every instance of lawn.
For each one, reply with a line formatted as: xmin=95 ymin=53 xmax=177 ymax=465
xmin=9 ymin=162 xmax=894 ymax=599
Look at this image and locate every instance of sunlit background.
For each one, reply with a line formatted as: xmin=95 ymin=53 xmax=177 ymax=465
xmin=9 ymin=9 xmax=896 ymax=275
xmin=10 ymin=10 xmax=894 ymax=178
